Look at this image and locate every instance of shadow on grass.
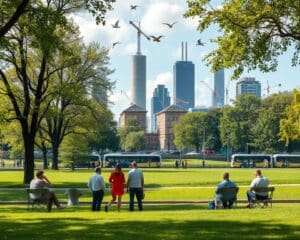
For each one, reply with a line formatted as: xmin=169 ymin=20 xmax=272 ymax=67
xmin=0 ymin=205 xmax=299 ymax=240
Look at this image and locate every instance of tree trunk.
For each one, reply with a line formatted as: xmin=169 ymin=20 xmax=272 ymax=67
xmin=42 ymin=144 xmax=48 ymax=169
xmin=52 ymin=143 xmax=59 ymax=170
xmin=23 ymin=136 xmax=35 ymax=184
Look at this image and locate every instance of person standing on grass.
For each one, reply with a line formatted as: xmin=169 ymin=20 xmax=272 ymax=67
xmin=88 ymin=167 xmax=106 ymax=211
xmin=246 ymin=169 xmax=269 ymax=208
xmin=105 ymin=163 xmax=126 ymax=212
xmin=30 ymin=170 xmax=64 ymax=212
xmin=127 ymin=162 xmax=144 ymax=211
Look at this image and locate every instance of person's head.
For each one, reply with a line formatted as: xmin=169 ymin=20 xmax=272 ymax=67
xmin=255 ymin=169 xmax=262 ymax=177
xmin=95 ymin=167 xmax=101 ymax=174
xmin=223 ymin=172 xmax=229 ymax=180
xmin=132 ymin=161 xmax=138 ymax=168
xmin=115 ymin=163 xmax=122 ymax=173
xmin=36 ymin=170 xmax=44 ymax=179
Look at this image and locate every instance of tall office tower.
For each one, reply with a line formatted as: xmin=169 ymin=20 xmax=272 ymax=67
xmin=212 ymin=69 xmax=225 ymax=108
xmin=236 ymin=77 xmax=262 ymax=99
xmin=151 ymin=84 xmax=171 ymax=132
xmin=131 ymin=22 xmax=147 ymax=109
xmin=173 ymin=42 xmax=195 ymax=110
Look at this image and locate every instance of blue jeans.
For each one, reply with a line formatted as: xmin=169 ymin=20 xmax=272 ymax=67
xmin=129 ymin=188 xmax=143 ymax=211
xmin=92 ymin=190 xmax=104 ymax=211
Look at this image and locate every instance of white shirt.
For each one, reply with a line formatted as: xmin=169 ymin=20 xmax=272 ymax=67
xmin=88 ymin=173 xmax=106 ymax=191
xmin=128 ymin=168 xmax=143 ymax=188
xmin=250 ymin=176 xmax=269 ymax=196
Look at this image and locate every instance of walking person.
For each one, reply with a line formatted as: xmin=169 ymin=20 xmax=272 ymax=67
xmin=127 ymin=162 xmax=144 ymax=211
xmin=87 ymin=167 xmax=106 ymax=211
xmin=105 ymin=163 xmax=126 ymax=212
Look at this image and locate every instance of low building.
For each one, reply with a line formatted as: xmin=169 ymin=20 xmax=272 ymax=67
xmin=119 ymin=104 xmax=147 ymax=132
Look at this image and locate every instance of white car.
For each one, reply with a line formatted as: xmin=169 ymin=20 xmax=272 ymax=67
xmin=186 ymin=151 xmax=200 ymax=155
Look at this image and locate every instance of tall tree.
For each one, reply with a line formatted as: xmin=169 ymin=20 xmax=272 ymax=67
xmin=124 ymin=131 xmax=146 ymax=152
xmin=220 ymin=94 xmax=261 ymax=152
xmin=254 ymin=92 xmax=292 ymax=152
xmin=185 ymin=0 xmax=300 ymax=79
xmin=280 ymin=89 xmax=300 ymax=145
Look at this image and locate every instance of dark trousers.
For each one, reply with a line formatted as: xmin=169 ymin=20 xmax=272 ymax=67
xmin=129 ymin=188 xmax=143 ymax=211
xmin=92 ymin=190 xmax=104 ymax=211
xmin=46 ymin=192 xmax=60 ymax=212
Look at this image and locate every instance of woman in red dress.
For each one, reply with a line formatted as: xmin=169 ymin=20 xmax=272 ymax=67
xmin=105 ymin=163 xmax=125 ymax=212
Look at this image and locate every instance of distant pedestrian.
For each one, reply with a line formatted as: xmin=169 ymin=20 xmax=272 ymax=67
xmin=127 ymin=162 xmax=144 ymax=211
xmin=87 ymin=167 xmax=106 ymax=211
xmin=105 ymin=163 xmax=126 ymax=212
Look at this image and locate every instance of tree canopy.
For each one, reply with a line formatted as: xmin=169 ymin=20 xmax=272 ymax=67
xmin=185 ymin=0 xmax=300 ymax=79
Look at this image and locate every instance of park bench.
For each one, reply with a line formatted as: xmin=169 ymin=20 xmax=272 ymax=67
xmin=252 ymin=187 xmax=275 ymax=208
xmin=26 ymin=188 xmax=49 ymax=210
xmin=215 ymin=187 xmax=239 ymax=209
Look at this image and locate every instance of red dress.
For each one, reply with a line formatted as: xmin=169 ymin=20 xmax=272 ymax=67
xmin=109 ymin=172 xmax=125 ymax=196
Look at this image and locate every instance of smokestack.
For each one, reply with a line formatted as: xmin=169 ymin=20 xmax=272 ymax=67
xmin=185 ymin=42 xmax=188 ymax=61
xmin=181 ymin=42 xmax=184 ymax=61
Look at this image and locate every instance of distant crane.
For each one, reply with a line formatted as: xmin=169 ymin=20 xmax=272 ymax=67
xmin=129 ymin=20 xmax=151 ymax=54
xmin=121 ymin=90 xmax=134 ymax=105
xmin=264 ymin=80 xmax=282 ymax=97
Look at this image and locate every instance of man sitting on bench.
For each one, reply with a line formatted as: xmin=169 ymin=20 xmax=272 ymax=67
xmin=215 ymin=172 xmax=237 ymax=208
xmin=30 ymin=170 xmax=64 ymax=212
xmin=246 ymin=169 xmax=269 ymax=208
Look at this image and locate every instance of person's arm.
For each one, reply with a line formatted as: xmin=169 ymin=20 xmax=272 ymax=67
xmin=43 ymin=176 xmax=53 ymax=187
xmin=141 ymin=172 xmax=144 ymax=189
xmin=126 ymin=173 xmax=130 ymax=192
xmin=249 ymin=179 xmax=256 ymax=191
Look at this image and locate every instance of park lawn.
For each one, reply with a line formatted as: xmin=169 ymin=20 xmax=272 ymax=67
xmin=0 ymin=168 xmax=300 ymax=188
xmin=0 ymin=204 xmax=300 ymax=240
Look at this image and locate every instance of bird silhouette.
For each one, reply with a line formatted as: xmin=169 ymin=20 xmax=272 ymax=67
xmin=150 ymin=35 xmax=164 ymax=42
xmin=162 ymin=21 xmax=177 ymax=28
xmin=130 ymin=5 xmax=139 ymax=10
xmin=112 ymin=42 xmax=121 ymax=48
xmin=112 ymin=20 xmax=120 ymax=28
xmin=196 ymin=39 xmax=205 ymax=46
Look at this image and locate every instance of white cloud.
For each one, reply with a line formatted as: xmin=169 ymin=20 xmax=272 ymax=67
xmin=195 ymin=77 xmax=212 ymax=107
xmin=141 ymin=2 xmax=183 ymax=35
xmin=109 ymin=89 xmax=132 ymax=120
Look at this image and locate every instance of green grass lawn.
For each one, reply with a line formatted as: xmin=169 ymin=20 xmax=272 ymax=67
xmin=0 ymin=204 xmax=300 ymax=240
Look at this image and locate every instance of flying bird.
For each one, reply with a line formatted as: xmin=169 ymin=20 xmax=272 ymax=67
xmin=196 ymin=39 xmax=205 ymax=46
xmin=162 ymin=21 xmax=177 ymax=28
xmin=112 ymin=42 xmax=121 ymax=48
xmin=112 ymin=20 xmax=120 ymax=28
xmin=130 ymin=5 xmax=139 ymax=10
xmin=150 ymin=35 xmax=164 ymax=42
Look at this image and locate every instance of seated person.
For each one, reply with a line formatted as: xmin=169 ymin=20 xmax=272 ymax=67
xmin=246 ymin=169 xmax=269 ymax=207
xmin=30 ymin=170 xmax=64 ymax=212
xmin=215 ymin=172 xmax=237 ymax=208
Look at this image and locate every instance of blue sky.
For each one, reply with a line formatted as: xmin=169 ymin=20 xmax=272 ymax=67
xmin=72 ymin=0 xmax=300 ymax=124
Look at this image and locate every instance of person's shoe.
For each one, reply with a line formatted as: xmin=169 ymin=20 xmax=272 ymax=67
xmin=104 ymin=205 xmax=108 ymax=212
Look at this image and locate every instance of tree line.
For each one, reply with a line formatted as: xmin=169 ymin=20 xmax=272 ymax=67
xmin=174 ymin=91 xmax=300 ymax=154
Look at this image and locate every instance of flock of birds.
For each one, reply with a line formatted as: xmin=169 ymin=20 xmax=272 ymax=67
xmin=111 ymin=5 xmax=204 ymax=48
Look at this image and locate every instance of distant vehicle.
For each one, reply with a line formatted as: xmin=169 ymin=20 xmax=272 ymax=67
xmin=103 ymin=153 xmax=162 ymax=168
xmin=170 ymin=150 xmax=180 ymax=155
xmin=231 ymin=154 xmax=272 ymax=168
xmin=272 ymin=154 xmax=300 ymax=168
xmin=186 ymin=151 xmax=200 ymax=155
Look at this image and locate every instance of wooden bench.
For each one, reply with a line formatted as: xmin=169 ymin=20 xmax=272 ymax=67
xmin=252 ymin=187 xmax=275 ymax=208
xmin=215 ymin=187 xmax=239 ymax=209
xmin=26 ymin=188 xmax=49 ymax=211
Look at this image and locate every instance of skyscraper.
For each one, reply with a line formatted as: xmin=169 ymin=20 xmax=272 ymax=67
xmin=173 ymin=42 xmax=195 ymax=110
xmin=236 ymin=77 xmax=261 ymax=99
xmin=151 ymin=84 xmax=171 ymax=132
xmin=212 ymin=69 xmax=225 ymax=108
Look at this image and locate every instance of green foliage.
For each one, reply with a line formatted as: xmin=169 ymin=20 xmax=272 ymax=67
xmin=173 ymin=112 xmax=206 ymax=151
xmin=220 ymin=94 xmax=261 ymax=152
xmin=280 ymin=89 xmax=300 ymax=145
xmin=254 ymin=92 xmax=292 ymax=152
xmin=124 ymin=131 xmax=146 ymax=152
xmin=185 ymin=0 xmax=300 ymax=79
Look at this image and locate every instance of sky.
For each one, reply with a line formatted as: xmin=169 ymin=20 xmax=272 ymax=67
xmin=71 ymin=0 xmax=300 ymax=126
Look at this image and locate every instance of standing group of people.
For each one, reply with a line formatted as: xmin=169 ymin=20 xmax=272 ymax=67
xmin=87 ymin=161 xmax=144 ymax=212
xmin=214 ymin=169 xmax=270 ymax=208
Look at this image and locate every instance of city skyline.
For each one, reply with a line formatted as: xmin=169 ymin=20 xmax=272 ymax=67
xmin=71 ymin=0 xmax=299 ymax=121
